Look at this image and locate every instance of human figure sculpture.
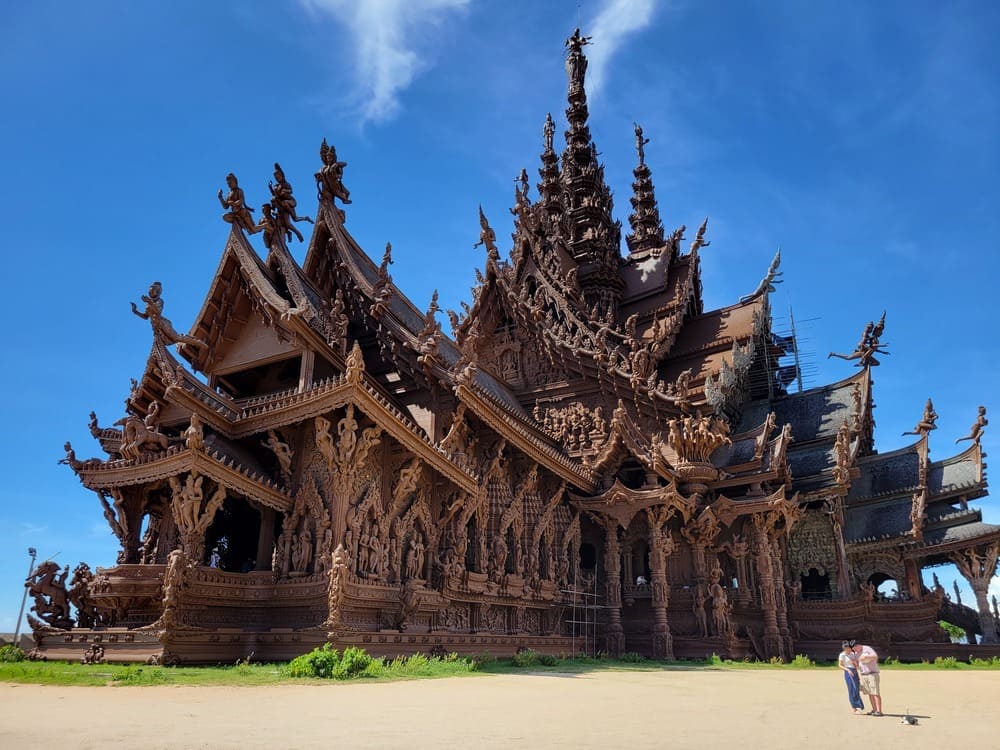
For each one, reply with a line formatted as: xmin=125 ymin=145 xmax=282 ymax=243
xmin=903 ymin=398 xmax=938 ymax=437
xmin=254 ymin=202 xmax=280 ymax=250
xmin=634 ymin=122 xmax=650 ymax=165
xmin=131 ymin=281 xmax=207 ymax=350
xmin=564 ymin=28 xmax=592 ymax=87
xmin=956 ymin=406 xmax=988 ymax=445
xmin=183 ymin=414 xmax=205 ymax=451
xmin=292 ymin=526 xmax=313 ymax=574
xmin=828 ymin=312 xmax=889 ymax=368
xmin=262 ymin=429 xmax=293 ymax=481
xmin=269 ymin=162 xmax=313 ymax=243
xmin=693 ymin=583 xmax=709 ymax=638
xmin=473 ymin=206 xmax=498 ymax=258
xmin=709 ymin=580 xmax=731 ymax=637
xmin=543 ymin=112 xmax=555 ymax=152
xmin=217 ymin=173 xmax=258 ymax=233
xmin=316 ymin=139 xmax=351 ymax=205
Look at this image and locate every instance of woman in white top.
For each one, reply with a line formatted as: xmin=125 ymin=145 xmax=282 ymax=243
xmin=839 ymin=640 xmax=865 ymax=713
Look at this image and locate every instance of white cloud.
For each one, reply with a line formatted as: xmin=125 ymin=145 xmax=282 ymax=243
xmin=299 ymin=0 xmax=471 ymax=123
xmin=584 ymin=0 xmax=657 ymax=97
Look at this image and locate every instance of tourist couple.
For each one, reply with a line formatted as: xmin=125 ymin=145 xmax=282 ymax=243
xmin=838 ymin=640 xmax=883 ymax=716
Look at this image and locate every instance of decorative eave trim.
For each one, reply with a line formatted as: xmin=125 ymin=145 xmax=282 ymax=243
xmin=455 ymin=382 xmax=597 ymax=494
xmin=568 ymin=478 xmax=694 ymax=529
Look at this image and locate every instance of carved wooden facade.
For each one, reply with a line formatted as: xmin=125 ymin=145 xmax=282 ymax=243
xmin=35 ymin=33 xmax=997 ymax=664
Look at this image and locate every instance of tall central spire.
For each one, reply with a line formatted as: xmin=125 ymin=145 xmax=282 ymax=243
xmin=559 ymin=29 xmax=623 ymax=322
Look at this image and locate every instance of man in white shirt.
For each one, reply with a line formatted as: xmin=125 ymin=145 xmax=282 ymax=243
xmin=852 ymin=642 xmax=883 ymax=716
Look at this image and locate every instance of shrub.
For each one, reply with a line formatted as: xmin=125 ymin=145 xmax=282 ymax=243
xmin=0 ymin=644 xmax=25 ymax=663
xmin=513 ymin=648 xmax=540 ymax=668
xmin=288 ymin=644 xmax=341 ymax=678
xmin=791 ymin=654 xmax=814 ymax=668
xmin=469 ymin=652 xmax=495 ymax=672
xmin=334 ymin=646 xmax=373 ymax=679
xmin=708 ymin=653 xmax=725 ymax=666
xmin=621 ymin=652 xmax=646 ymax=663
xmin=768 ymin=656 xmax=783 ymax=665
xmin=933 ymin=656 xmax=960 ymax=669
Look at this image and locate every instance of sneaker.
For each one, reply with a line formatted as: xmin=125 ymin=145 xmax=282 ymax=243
xmin=872 ymin=711 xmax=883 ymax=717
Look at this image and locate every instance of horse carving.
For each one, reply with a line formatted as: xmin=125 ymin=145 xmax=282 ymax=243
xmin=26 ymin=561 xmax=73 ymax=629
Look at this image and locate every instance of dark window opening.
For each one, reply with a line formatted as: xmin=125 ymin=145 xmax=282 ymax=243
xmin=616 ymin=459 xmax=646 ymax=490
xmin=801 ymin=568 xmax=832 ymax=601
xmin=579 ymin=542 xmax=597 ymax=570
xmin=313 ymin=355 xmax=338 ymax=384
xmin=216 ymin=356 xmax=302 ymax=400
xmin=205 ymin=497 xmax=262 ymax=572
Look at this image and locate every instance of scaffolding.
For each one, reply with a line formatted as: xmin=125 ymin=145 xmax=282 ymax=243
xmin=563 ymin=563 xmax=601 ymax=657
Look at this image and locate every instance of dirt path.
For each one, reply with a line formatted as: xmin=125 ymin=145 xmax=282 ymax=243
xmin=1 ymin=669 xmax=997 ymax=750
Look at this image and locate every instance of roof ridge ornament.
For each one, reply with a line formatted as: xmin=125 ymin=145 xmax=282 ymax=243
xmin=955 ymin=405 xmax=987 ymax=445
xmin=739 ymin=248 xmax=782 ymax=303
xmin=218 ymin=173 xmax=258 ymax=235
xmin=269 ymin=162 xmax=313 ymax=243
xmin=316 ymin=139 xmax=351 ymax=222
xmin=828 ymin=310 xmax=888 ymax=368
xmin=130 ymin=281 xmax=206 ymax=352
xmin=902 ymin=398 xmax=938 ymax=437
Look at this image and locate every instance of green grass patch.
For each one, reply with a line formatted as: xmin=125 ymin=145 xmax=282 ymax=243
xmin=3 ymin=648 xmax=998 ymax=687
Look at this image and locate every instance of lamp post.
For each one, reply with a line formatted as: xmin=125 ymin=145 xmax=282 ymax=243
xmin=13 ymin=547 xmax=37 ymax=647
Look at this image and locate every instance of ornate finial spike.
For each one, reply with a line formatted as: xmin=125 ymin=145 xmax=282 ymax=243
xmin=473 ymin=206 xmax=499 ymax=261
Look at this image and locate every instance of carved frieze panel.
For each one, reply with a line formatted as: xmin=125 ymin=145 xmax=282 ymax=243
xmin=785 ymin=511 xmax=838 ymax=578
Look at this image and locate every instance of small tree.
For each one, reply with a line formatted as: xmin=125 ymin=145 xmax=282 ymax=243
xmin=939 ymin=620 xmax=966 ymax=643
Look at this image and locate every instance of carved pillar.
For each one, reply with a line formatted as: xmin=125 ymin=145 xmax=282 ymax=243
xmin=771 ymin=538 xmax=792 ymax=660
xmin=753 ymin=515 xmax=781 ymax=659
xmin=903 ymin=558 xmax=922 ymax=601
xmin=256 ymin=507 xmax=276 ymax=571
xmin=601 ymin=520 xmax=625 ymax=656
xmin=951 ymin=543 xmax=1000 ymax=644
xmin=832 ymin=511 xmax=852 ymax=598
xmin=646 ymin=514 xmax=675 ymax=660
xmin=298 ymin=349 xmax=315 ymax=392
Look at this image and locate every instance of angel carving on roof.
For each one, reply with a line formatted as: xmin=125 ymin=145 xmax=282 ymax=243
xmin=316 ymin=139 xmax=351 ymax=206
xmin=131 ymin=281 xmax=206 ymax=350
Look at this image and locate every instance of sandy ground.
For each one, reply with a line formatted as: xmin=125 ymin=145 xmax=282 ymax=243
xmin=1 ymin=669 xmax=998 ymax=750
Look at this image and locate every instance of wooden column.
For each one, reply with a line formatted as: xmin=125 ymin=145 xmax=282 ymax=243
xmin=647 ymin=523 xmax=675 ymax=660
xmin=298 ymin=349 xmax=315 ymax=392
xmin=602 ymin=521 xmax=625 ymax=656
xmin=256 ymin=507 xmax=276 ymax=571
xmin=753 ymin=515 xmax=782 ymax=659
xmin=951 ymin=543 xmax=1000 ymax=645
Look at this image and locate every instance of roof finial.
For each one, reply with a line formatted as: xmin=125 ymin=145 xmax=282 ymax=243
xmin=565 ymin=28 xmax=592 ymax=92
xmin=543 ymin=113 xmax=555 ymax=153
xmin=634 ymin=123 xmax=648 ymax=166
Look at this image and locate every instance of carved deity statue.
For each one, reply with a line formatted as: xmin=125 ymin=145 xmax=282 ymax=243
xmin=68 ymin=563 xmax=100 ymax=629
xmin=956 ymin=406 xmax=988 ymax=446
xmin=269 ymin=162 xmax=313 ymax=242
xmin=262 ymin=429 xmax=293 ymax=482
xmin=326 ymin=544 xmax=349 ymax=629
xmin=131 ymin=281 xmax=207 ymax=351
xmin=316 ymin=139 xmax=351 ymax=206
xmin=693 ymin=583 xmax=709 ymax=638
xmin=564 ymin=28 xmax=592 ymax=88
xmin=254 ymin=202 xmax=280 ymax=250
xmin=473 ymin=206 xmax=498 ymax=260
xmin=183 ymin=414 xmax=205 ymax=451
xmin=902 ymin=398 xmax=938 ymax=437
xmin=292 ymin=526 xmax=313 ymax=574
xmin=709 ymin=579 xmax=731 ymax=637
xmin=828 ymin=311 xmax=889 ymax=368
xmin=217 ymin=173 xmax=258 ymax=234
xmin=634 ymin=123 xmax=649 ymax=165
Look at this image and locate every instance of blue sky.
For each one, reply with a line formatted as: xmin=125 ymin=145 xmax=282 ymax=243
xmin=1 ymin=0 xmax=997 ymax=634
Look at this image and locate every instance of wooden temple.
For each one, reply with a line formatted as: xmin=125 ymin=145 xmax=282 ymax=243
xmin=31 ymin=31 xmax=997 ymax=664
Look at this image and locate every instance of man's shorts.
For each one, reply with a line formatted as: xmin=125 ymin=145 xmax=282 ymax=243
xmin=860 ymin=672 xmax=880 ymax=696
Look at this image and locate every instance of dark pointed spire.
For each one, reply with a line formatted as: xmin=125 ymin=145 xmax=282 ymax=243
xmin=558 ymin=30 xmax=623 ymax=320
xmin=626 ymin=123 xmax=665 ymax=255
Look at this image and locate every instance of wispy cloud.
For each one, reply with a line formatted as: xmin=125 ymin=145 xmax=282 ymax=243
xmin=299 ymin=0 xmax=471 ymax=123
xmin=585 ymin=0 xmax=656 ymax=97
